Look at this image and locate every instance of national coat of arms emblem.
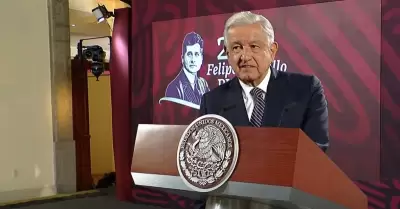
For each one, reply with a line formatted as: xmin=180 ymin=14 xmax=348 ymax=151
xmin=177 ymin=114 xmax=239 ymax=192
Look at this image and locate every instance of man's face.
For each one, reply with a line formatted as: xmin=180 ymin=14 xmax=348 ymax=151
xmin=182 ymin=43 xmax=203 ymax=74
xmin=225 ymin=23 xmax=278 ymax=85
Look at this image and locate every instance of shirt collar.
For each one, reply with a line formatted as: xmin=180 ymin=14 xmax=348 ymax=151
xmin=182 ymin=67 xmax=197 ymax=84
xmin=239 ymin=68 xmax=271 ymax=96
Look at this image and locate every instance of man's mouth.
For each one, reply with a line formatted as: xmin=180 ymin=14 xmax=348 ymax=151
xmin=189 ymin=65 xmax=197 ymax=68
xmin=240 ymin=65 xmax=255 ymax=68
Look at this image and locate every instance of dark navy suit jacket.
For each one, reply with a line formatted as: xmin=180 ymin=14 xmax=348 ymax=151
xmin=199 ymin=68 xmax=329 ymax=151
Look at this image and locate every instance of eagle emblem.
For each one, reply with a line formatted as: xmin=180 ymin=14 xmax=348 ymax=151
xmin=190 ymin=125 xmax=226 ymax=163
xmin=177 ymin=114 xmax=239 ymax=192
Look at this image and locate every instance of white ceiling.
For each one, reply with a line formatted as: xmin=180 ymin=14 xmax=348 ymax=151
xmin=69 ymin=0 xmax=98 ymax=12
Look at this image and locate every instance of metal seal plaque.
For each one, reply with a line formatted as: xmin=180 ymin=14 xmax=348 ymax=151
xmin=177 ymin=114 xmax=239 ymax=192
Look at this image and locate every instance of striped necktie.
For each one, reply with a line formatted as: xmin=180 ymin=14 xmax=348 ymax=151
xmin=250 ymin=87 xmax=265 ymax=127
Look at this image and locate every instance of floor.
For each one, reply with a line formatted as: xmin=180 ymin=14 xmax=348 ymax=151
xmin=0 ymin=188 xmax=166 ymax=209
xmin=3 ymin=195 xmax=165 ymax=209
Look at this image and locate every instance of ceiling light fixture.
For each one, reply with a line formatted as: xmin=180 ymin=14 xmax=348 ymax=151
xmin=92 ymin=4 xmax=114 ymax=23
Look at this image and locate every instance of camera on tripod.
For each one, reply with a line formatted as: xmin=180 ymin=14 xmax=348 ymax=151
xmin=83 ymin=45 xmax=106 ymax=81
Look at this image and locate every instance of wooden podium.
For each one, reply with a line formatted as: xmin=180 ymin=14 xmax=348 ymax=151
xmin=131 ymin=124 xmax=367 ymax=209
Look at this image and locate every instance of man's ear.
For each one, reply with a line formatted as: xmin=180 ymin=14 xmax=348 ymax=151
xmin=270 ymin=42 xmax=278 ymax=59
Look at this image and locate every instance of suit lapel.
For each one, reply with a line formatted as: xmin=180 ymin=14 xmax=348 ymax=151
xmin=262 ymin=68 xmax=289 ymax=126
xmin=222 ymin=77 xmax=249 ymax=126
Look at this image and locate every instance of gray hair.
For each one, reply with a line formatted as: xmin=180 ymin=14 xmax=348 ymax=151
xmin=223 ymin=11 xmax=275 ymax=47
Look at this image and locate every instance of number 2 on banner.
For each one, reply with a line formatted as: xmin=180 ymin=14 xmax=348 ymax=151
xmin=217 ymin=37 xmax=227 ymax=60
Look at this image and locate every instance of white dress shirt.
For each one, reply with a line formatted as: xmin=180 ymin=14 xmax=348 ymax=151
xmin=238 ymin=69 xmax=271 ymax=120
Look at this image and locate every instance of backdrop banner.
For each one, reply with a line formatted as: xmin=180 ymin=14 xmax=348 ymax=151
xmin=120 ymin=0 xmax=400 ymax=207
xmin=151 ymin=0 xmax=381 ymax=181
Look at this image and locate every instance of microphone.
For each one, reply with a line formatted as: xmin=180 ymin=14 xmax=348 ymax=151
xmin=218 ymin=104 xmax=236 ymax=115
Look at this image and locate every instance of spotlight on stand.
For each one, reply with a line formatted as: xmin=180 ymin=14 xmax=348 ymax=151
xmin=92 ymin=5 xmax=114 ymax=23
xmin=82 ymin=45 xmax=106 ymax=81
xmin=76 ymin=36 xmax=111 ymax=81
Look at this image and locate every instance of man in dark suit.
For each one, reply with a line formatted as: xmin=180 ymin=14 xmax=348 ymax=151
xmin=199 ymin=11 xmax=329 ymax=152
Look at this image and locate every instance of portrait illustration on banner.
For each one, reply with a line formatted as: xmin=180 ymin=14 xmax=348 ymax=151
xmin=159 ymin=32 xmax=210 ymax=109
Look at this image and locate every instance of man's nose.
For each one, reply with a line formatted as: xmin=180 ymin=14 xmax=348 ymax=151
xmin=241 ymin=48 xmax=252 ymax=61
xmin=240 ymin=47 xmax=253 ymax=61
